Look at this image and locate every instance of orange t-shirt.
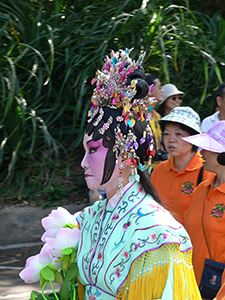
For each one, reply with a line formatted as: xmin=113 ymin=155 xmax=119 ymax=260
xmin=150 ymin=151 xmax=214 ymax=224
xmin=185 ymin=176 xmax=225 ymax=286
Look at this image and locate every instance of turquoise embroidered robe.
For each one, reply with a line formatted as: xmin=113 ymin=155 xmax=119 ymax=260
xmin=76 ymin=182 xmax=199 ymax=300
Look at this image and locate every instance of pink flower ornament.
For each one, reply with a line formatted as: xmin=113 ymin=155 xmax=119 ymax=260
xmin=114 ymin=267 xmax=121 ymax=278
xmin=123 ymin=221 xmax=131 ymax=231
xmin=151 ymin=232 xmax=157 ymax=241
xmin=112 ymin=213 xmax=120 ymax=222
xmin=89 ymin=294 xmax=96 ymax=300
xmin=122 ymin=250 xmax=128 ymax=259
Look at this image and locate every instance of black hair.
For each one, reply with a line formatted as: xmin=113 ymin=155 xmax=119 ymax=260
xmin=85 ymin=106 xmax=162 ymax=205
xmin=217 ymin=152 xmax=225 ymax=166
xmin=214 ymin=82 xmax=225 ymax=106
xmin=160 ymin=121 xmax=198 ymax=152
xmin=157 ymin=102 xmax=166 ymax=117
xmin=145 ymin=73 xmax=157 ymax=86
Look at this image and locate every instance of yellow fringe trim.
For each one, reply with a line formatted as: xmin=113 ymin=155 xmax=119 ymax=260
xmin=174 ymin=261 xmax=202 ymax=300
xmin=116 ymin=261 xmax=171 ymax=300
xmin=116 ymin=244 xmax=201 ymax=300
xmin=78 ymin=244 xmax=201 ymax=300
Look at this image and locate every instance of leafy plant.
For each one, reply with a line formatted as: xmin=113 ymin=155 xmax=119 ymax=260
xmin=0 ymin=0 xmax=224 ymax=199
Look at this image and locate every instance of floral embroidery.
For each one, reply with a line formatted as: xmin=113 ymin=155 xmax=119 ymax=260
xmin=89 ymin=294 xmax=96 ymax=300
xmin=211 ymin=204 xmax=225 ymax=218
xmin=122 ymin=250 xmax=128 ymax=259
xmin=114 ymin=267 xmax=121 ymax=278
xmin=123 ymin=221 xmax=131 ymax=231
xmin=112 ymin=213 xmax=120 ymax=222
xmin=134 ymin=242 xmax=140 ymax=251
xmin=151 ymin=232 xmax=157 ymax=240
xmin=138 ymin=186 xmax=144 ymax=193
xmin=162 ymin=233 xmax=168 ymax=240
xmin=181 ymin=181 xmax=194 ymax=194
xmin=97 ymin=251 xmax=102 ymax=261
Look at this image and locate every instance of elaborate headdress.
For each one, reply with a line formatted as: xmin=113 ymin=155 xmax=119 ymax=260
xmin=87 ymin=48 xmax=156 ymax=195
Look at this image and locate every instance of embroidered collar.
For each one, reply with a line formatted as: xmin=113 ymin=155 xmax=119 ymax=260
xmin=107 ymin=181 xmax=134 ymax=208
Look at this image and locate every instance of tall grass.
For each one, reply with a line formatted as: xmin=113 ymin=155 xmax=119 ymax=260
xmin=0 ymin=0 xmax=224 ymax=195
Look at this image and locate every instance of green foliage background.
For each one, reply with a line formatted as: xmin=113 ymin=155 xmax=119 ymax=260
xmin=0 ymin=0 xmax=224 ymax=203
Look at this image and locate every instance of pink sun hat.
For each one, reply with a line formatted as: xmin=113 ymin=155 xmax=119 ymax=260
xmin=182 ymin=121 xmax=225 ymax=153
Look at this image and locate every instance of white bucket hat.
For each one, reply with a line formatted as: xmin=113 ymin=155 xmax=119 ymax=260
xmin=159 ymin=106 xmax=201 ymax=134
xmin=160 ymin=83 xmax=184 ymax=105
xmin=182 ymin=121 xmax=225 ymax=153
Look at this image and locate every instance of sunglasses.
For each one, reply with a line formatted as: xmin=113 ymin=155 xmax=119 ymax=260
xmin=170 ymin=96 xmax=183 ymax=101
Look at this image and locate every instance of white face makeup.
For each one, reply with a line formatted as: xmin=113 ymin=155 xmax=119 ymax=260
xmin=81 ymin=134 xmax=119 ymax=194
xmin=81 ymin=134 xmax=108 ymax=190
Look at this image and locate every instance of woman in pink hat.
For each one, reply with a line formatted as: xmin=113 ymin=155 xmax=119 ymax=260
xmin=183 ymin=121 xmax=225 ymax=300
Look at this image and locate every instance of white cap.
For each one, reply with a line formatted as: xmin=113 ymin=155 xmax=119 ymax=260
xmin=160 ymin=83 xmax=184 ymax=105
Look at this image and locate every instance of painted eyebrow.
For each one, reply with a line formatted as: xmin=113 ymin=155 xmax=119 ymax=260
xmin=87 ymin=139 xmax=93 ymax=145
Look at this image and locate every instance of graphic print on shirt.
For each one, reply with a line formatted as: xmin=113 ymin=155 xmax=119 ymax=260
xmin=211 ymin=204 xmax=225 ymax=218
xmin=181 ymin=181 xmax=194 ymax=194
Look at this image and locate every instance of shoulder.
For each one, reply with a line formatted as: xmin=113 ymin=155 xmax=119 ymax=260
xmin=193 ymin=176 xmax=215 ymax=195
xmin=151 ymin=160 xmax=170 ymax=184
xmin=76 ymin=199 xmax=107 ymax=227
xmin=201 ymin=112 xmax=219 ymax=132
xmin=187 ymin=151 xmax=203 ymax=170
xmin=127 ymin=194 xmax=192 ymax=251
xmin=136 ymin=194 xmax=181 ymax=228
xmin=152 ymin=159 xmax=169 ymax=173
xmin=202 ymin=169 xmax=215 ymax=180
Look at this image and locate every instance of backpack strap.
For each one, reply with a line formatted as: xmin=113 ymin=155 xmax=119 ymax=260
xmin=197 ymin=166 xmax=204 ymax=186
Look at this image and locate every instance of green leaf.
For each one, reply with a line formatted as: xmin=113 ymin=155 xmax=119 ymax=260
xmin=31 ymin=291 xmax=39 ymax=300
xmin=59 ymin=262 xmax=78 ymax=300
xmin=30 ymin=291 xmax=46 ymax=300
xmin=41 ymin=267 xmax=55 ymax=281
xmin=40 ymin=274 xmax=48 ymax=288
xmin=61 ymin=247 xmax=73 ymax=255
xmin=62 ymin=254 xmax=70 ymax=270
xmin=65 ymin=223 xmax=77 ymax=229
xmin=54 ymin=271 xmax=63 ymax=284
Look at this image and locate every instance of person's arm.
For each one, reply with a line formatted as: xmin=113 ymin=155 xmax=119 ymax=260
xmin=214 ymin=271 xmax=225 ymax=300
xmin=116 ymin=243 xmax=201 ymax=300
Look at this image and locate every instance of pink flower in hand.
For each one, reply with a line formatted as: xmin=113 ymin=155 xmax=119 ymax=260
xmin=45 ymin=227 xmax=80 ymax=253
xmin=19 ymin=243 xmax=61 ymax=283
xmin=41 ymin=207 xmax=80 ymax=242
xmin=19 ymin=254 xmax=41 ymax=283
